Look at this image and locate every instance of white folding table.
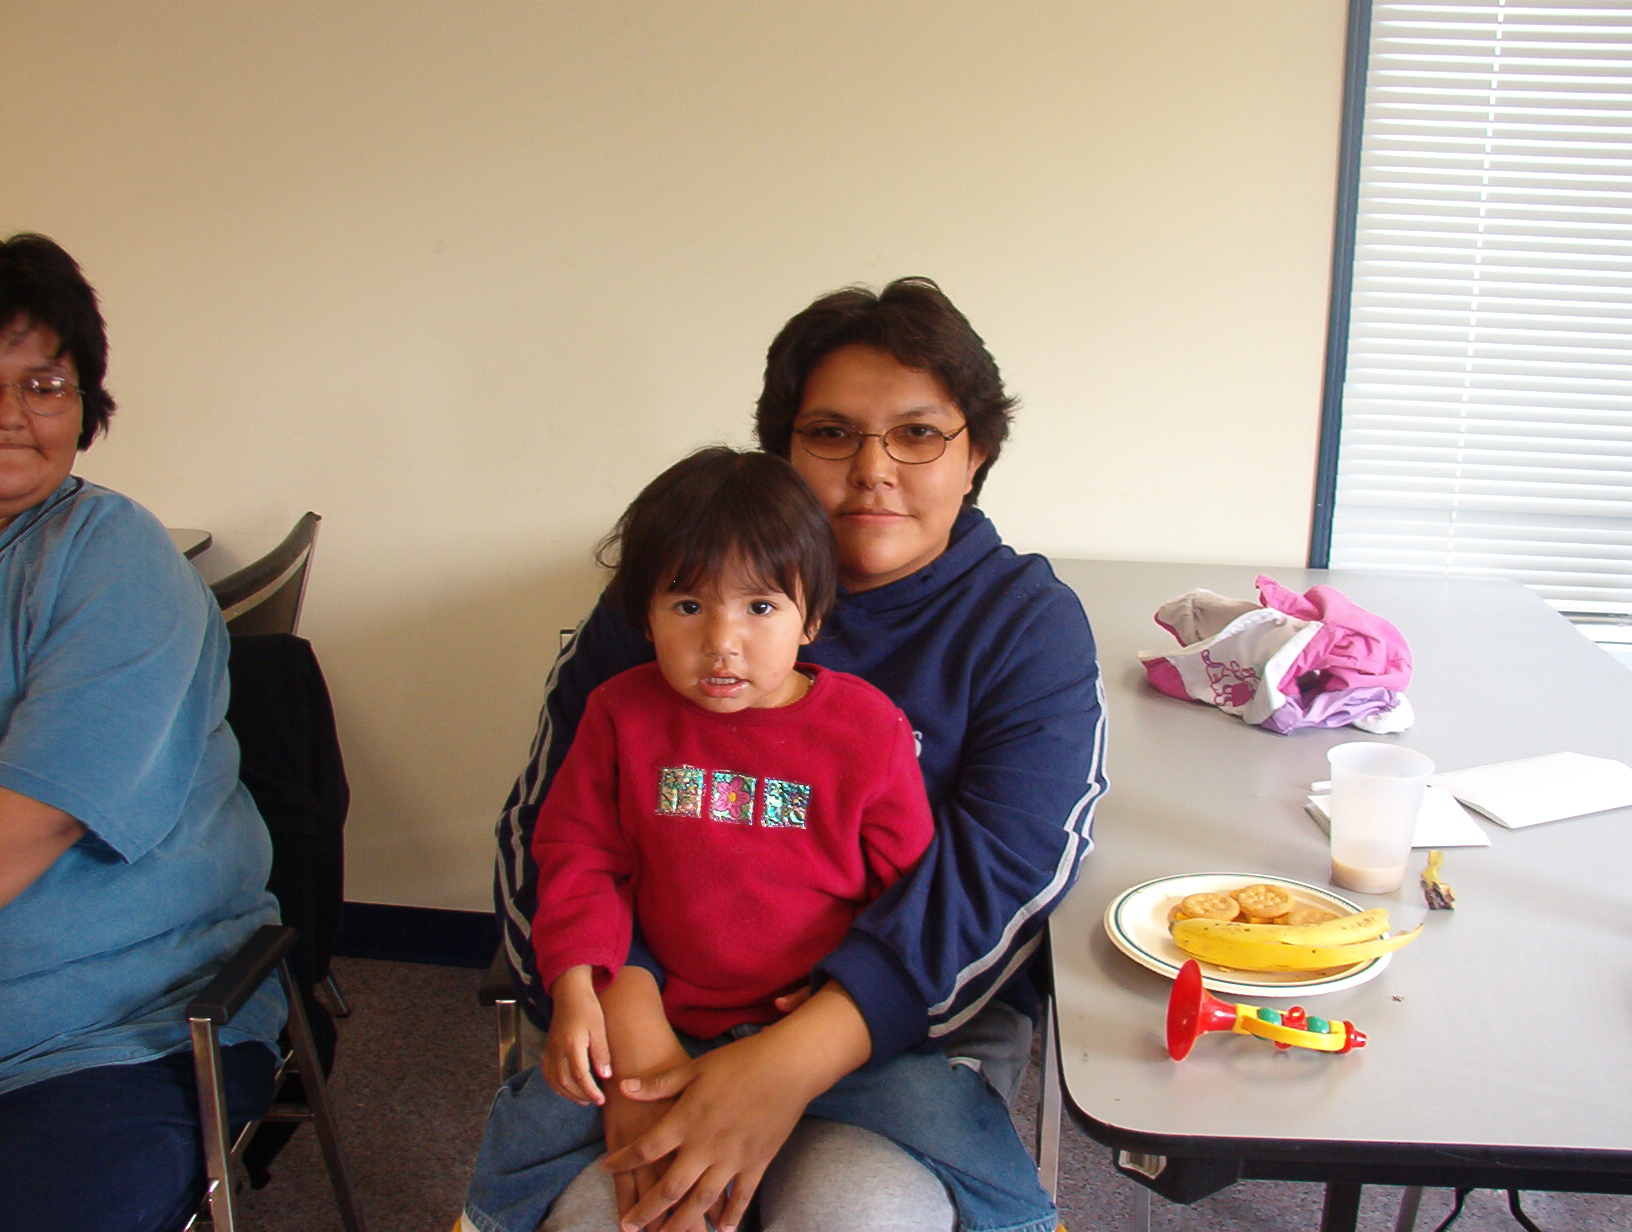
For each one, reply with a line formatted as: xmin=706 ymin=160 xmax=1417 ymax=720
xmin=1043 ymin=560 xmax=1632 ymax=1232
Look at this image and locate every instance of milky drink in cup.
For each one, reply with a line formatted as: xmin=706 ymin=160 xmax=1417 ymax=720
xmin=1325 ymin=742 xmax=1434 ymax=895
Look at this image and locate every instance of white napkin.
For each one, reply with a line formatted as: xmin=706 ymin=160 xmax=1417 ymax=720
xmin=1428 ymin=752 xmax=1632 ymax=829
xmin=1306 ymin=784 xmax=1490 ymax=848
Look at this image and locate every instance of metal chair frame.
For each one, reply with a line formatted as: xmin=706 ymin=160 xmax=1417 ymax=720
xmin=186 ymin=924 xmax=365 ymax=1232
xmin=479 ymin=944 xmax=526 ymax=1084
xmin=1036 ymin=989 xmax=1062 ymax=1200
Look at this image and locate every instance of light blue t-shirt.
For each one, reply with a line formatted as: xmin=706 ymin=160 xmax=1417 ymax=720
xmin=0 ymin=478 xmax=283 ymax=1094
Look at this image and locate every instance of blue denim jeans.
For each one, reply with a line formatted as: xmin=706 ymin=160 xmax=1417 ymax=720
xmin=463 ymin=1029 xmax=1057 ymax=1232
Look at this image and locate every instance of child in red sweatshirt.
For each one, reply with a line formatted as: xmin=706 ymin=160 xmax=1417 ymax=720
xmin=532 ymin=446 xmax=933 ymax=1084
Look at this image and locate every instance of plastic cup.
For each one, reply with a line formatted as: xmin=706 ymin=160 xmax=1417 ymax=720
xmin=1325 ymin=742 xmax=1434 ymax=894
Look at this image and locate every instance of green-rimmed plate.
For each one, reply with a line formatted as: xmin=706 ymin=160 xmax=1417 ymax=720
xmin=1104 ymin=872 xmax=1390 ymax=998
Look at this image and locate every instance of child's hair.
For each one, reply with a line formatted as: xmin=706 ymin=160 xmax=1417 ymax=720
xmin=598 ymin=447 xmax=838 ymax=637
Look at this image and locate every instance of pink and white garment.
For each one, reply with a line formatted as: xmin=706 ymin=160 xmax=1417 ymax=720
xmin=1139 ymin=575 xmax=1414 ymax=734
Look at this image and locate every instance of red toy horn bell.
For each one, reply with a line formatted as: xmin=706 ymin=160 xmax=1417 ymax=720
xmin=1166 ymin=959 xmax=1240 ymax=1060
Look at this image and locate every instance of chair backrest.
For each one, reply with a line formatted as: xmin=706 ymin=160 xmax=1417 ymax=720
xmin=226 ymin=633 xmax=349 ymax=995
xmin=211 ymin=513 xmax=321 ymax=637
xmin=224 ymin=632 xmax=349 ymax=1189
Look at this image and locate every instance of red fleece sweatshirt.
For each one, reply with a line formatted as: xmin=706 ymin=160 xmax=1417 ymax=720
xmin=531 ymin=662 xmax=932 ymax=1038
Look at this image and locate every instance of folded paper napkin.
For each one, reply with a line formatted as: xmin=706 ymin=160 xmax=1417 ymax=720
xmin=1140 ymin=575 xmax=1413 ymax=734
xmin=1429 ymin=752 xmax=1632 ymax=829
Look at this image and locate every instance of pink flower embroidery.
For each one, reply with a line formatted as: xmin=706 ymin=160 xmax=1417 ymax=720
xmin=708 ymin=773 xmax=756 ymax=823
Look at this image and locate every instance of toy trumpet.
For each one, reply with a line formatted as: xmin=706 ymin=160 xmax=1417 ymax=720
xmin=1166 ymin=960 xmax=1366 ymax=1060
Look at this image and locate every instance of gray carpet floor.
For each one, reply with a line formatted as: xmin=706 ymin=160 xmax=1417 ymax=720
xmin=237 ymin=957 xmax=1631 ymax=1232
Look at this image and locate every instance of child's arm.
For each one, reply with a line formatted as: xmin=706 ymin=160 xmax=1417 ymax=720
xmin=531 ymin=696 xmax=639 ymax=994
xmin=596 ymin=964 xmax=694 ymax=1223
xmin=600 ymin=963 xmax=689 ymax=1076
xmin=543 ymin=966 xmax=612 ymax=1106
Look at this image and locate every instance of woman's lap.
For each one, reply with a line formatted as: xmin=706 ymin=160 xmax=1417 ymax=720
xmin=532 ymin=1121 xmax=956 ymax=1232
xmin=758 ymin=1119 xmax=957 ymax=1232
xmin=471 ymin=1001 xmax=1044 ymax=1232
xmin=937 ymin=999 xmax=1032 ymax=1110
xmin=0 ymin=1042 xmax=276 ymax=1232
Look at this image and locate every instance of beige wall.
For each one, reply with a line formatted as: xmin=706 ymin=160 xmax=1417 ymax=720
xmin=4 ymin=0 xmax=1348 ymax=908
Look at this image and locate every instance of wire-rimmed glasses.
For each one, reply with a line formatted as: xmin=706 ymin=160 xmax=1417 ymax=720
xmin=0 ymin=376 xmax=81 ymax=417
xmin=793 ymin=421 xmax=969 ymax=465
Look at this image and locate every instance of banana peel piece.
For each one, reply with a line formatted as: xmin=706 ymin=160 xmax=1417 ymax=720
xmin=1170 ymin=920 xmax=1423 ymax=972
xmin=1421 ymin=850 xmax=1456 ymax=910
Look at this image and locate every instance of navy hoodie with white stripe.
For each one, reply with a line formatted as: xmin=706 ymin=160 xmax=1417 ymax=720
xmin=495 ymin=506 xmax=1107 ymax=1063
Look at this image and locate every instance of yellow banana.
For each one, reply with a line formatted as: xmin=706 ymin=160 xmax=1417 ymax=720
xmin=1170 ymin=922 xmax=1423 ymax=972
xmin=1172 ymin=908 xmax=1392 ymax=950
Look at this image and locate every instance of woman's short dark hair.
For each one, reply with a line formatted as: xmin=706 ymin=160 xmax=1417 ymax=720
xmin=0 ymin=234 xmax=115 ymax=450
xmin=598 ymin=447 xmax=838 ymax=637
xmin=755 ymin=277 xmax=1016 ymax=503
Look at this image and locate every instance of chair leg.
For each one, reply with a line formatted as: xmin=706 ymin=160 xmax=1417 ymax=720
xmin=1036 ymin=992 xmax=1061 ymax=1201
xmin=496 ymin=997 xmax=522 ymax=1083
xmin=321 ymin=972 xmax=353 ymax=1019
xmin=189 ymin=1017 xmax=242 ymax=1232
xmin=280 ymin=959 xmax=368 ymax=1232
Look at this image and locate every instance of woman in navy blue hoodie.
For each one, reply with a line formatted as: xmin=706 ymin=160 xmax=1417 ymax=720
xmin=490 ymin=279 xmax=1107 ymax=1232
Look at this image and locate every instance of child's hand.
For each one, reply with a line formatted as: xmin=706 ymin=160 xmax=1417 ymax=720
xmin=545 ymin=966 xmax=613 ymax=1106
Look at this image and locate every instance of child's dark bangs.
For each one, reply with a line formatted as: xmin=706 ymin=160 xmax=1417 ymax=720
xmin=664 ymin=500 xmax=803 ymax=604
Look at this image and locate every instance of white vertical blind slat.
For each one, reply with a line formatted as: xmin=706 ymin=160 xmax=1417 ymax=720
xmin=1332 ymin=0 xmax=1632 ymax=619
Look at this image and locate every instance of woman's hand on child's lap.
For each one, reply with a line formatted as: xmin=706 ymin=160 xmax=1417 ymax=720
xmin=596 ymin=980 xmax=871 ymax=1231
xmin=602 ymin=1086 xmax=687 ymax=1229
xmin=544 ymin=967 xmax=612 ymax=1106
xmin=600 ymin=1024 xmax=827 ymax=1232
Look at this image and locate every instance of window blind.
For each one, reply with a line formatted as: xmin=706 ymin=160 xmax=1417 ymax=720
xmin=1330 ymin=0 xmax=1632 ymax=619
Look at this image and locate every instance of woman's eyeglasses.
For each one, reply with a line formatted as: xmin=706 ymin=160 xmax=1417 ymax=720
xmin=0 ymin=377 xmax=82 ymax=417
xmin=793 ymin=422 xmax=969 ymax=465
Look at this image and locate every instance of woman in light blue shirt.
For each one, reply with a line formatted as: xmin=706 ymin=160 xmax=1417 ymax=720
xmin=0 ymin=234 xmax=283 ymax=1232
